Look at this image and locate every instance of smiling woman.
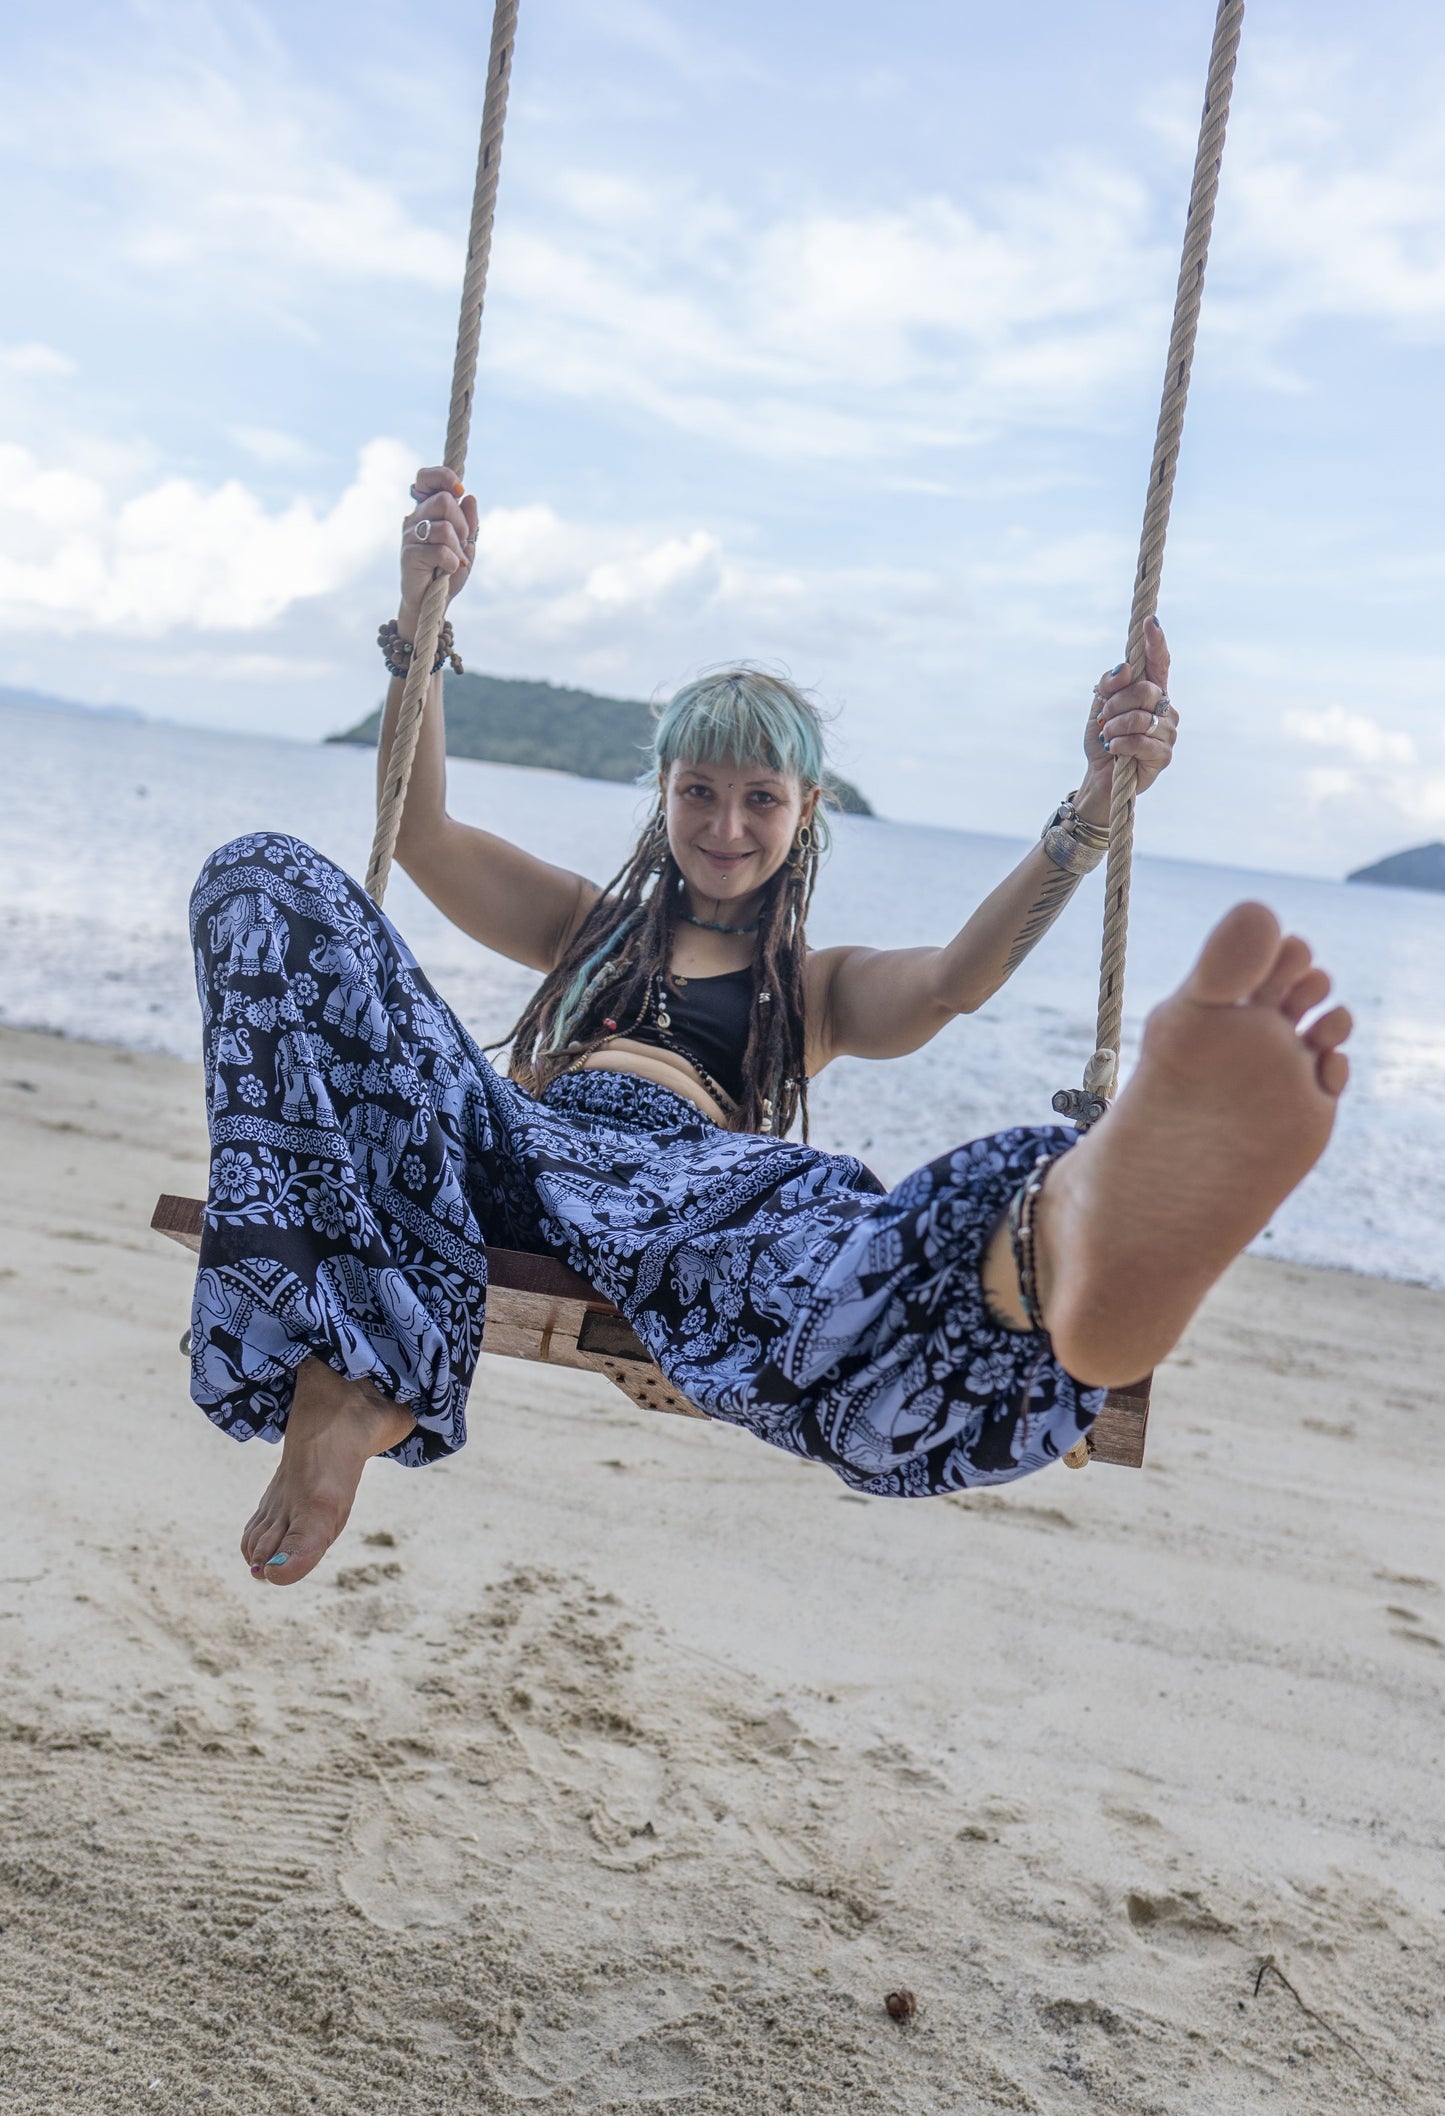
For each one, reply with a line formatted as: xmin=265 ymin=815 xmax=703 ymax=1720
xmin=502 ymin=668 xmax=829 ymax=1139
xmin=178 ymin=457 xmax=1351 ymax=1592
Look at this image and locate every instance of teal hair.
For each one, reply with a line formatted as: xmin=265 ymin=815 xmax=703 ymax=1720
xmin=546 ymin=905 xmax=646 ymax=1057
xmin=650 ymin=668 xmax=831 ymax=852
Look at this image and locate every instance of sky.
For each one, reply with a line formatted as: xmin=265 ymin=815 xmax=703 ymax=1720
xmin=3 ymin=0 xmax=1444 ymax=876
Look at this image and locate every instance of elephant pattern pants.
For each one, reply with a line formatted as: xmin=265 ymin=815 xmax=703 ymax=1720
xmin=189 ymin=833 xmax=1102 ymax=1495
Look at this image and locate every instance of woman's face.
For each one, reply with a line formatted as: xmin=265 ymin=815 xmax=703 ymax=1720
xmin=663 ymin=755 xmax=816 ymax=909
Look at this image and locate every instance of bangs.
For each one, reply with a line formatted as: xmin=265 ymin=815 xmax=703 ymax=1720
xmin=652 ymin=669 xmax=827 ymax=787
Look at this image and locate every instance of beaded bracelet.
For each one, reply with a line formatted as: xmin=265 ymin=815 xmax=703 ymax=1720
xmin=1005 ymin=1151 xmax=1060 ymax=1332
xmin=378 ymin=618 xmax=464 ymax=680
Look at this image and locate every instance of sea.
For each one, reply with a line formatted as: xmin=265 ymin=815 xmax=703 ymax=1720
xmin=3 ymin=700 xmax=1442 ymax=1290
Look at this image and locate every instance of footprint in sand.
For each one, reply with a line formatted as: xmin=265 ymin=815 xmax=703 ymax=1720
xmin=340 ymin=1784 xmax=533 ymax=1930
xmin=1385 ymin=1606 xmax=1444 ymax=1651
xmin=1375 ymin=1569 xmax=1439 ymax=1595
xmin=495 ymin=1979 xmax=709 ymax=2104
xmin=1124 ymin=1890 xmax=1234 ymax=1953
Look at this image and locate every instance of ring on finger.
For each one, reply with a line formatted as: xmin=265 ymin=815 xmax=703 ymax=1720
xmin=409 ymin=482 xmax=430 ymax=502
xmin=414 ymin=520 xmax=433 ymax=543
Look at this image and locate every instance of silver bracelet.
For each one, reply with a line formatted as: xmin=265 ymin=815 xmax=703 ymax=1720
xmin=1039 ymin=793 xmax=1109 ymax=875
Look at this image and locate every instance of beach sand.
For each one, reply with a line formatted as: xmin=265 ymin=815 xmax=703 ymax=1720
xmin=1 ymin=1021 xmax=1442 ymax=2114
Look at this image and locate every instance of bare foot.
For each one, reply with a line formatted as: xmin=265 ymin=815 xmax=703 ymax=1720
xmin=240 ymin=1358 xmax=416 ymax=1587
xmin=1023 ymin=903 xmax=1352 ymax=1386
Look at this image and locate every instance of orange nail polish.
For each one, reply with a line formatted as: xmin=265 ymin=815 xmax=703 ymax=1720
xmin=453 ymin=481 xmax=464 ymax=497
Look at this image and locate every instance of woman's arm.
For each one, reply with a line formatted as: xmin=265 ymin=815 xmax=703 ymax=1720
xmin=812 ymin=621 xmax=1174 ymax=1066
xmin=380 ymin=467 xmax=598 ymax=974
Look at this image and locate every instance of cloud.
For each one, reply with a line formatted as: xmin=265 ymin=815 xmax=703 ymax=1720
xmin=0 ymin=437 xmax=413 ymax=633
xmin=490 ymin=162 xmax=1172 ymax=459
xmin=0 ymin=342 xmax=76 ymax=379
xmin=1285 ymin=706 xmax=1416 ymax=767
xmin=11 ymin=22 xmax=458 ymax=302
xmin=15 ymin=10 xmax=1443 ymax=483
xmin=1287 ymin=703 xmax=1445 ymax=834
xmin=229 ymin=426 xmax=317 ymax=467
xmin=1202 ymin=38 xmax=1445 ymax=361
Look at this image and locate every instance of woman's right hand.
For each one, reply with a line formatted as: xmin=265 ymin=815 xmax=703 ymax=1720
xmin=399 ymin=464 xmax=479 ymax=630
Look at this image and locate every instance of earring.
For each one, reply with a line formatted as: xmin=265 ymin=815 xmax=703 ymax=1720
xmin=789 ymin=822 xmax=814 ymax=875
xmin=645 ymin=805 xmax=669 ymax=873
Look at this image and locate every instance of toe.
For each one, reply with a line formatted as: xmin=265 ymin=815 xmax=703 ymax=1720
xmin=1280 ymin=966 xmax=1331 ymax=1026
xmin=1303 ymin=1003 xmax=1353 ymax=1054
xmin=259 ymin=1518 xmax=333 ymax=1586
xmin=1185 ymin=902 xmax=1283 ymax=1006
xmin=246 ymin=1512 xmax=288 ymax=1579
xmin=241 ymin=1502 xmax=275 ymax=1570
xmin=1254 ymin=934 xmax=1313 ymax=1010
xmin=1317 ymin=1048 xmax=1350 ymax=1098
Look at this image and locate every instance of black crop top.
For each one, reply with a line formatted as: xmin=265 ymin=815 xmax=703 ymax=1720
xmin=626 ymin=967 xmax=753 ymax=1105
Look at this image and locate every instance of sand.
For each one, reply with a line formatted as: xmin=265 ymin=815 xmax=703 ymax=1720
xmin=1 ymin=1020 xmax=1442 ymax=2115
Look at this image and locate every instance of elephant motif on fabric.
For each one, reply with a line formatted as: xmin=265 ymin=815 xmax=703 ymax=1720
xmin=399 ymin=992 xmax=456 ymax=1053
xmin=309 ymin=934 xmax=392 ymax=1051
xmin=429 ymin=1157 xmax=475 ymax=1231
xmin=343 ymin=1099 xmax=429 ymax=1187
xmin=208 ymin=891 xmax=290 ymax=978
xmin=422 ymin=1050 xmax=472 ymax=1148
xmin=315 ymin=1256 xmax=449 ymax=1399
xmin=208 ymin=1023 xmax=253 ymax=1112
xmin=190 ymin=1260 xmax=312 ymax=1411
xmin=275 ymin=1028 xmax=333 ymax=1125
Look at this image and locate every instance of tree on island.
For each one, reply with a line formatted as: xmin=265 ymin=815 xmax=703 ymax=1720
xmin=1347 ymin=843 xmax=1445 ymax=895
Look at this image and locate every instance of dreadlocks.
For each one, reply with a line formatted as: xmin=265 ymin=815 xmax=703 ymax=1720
xmin=502 ymin=669 xmax=828 ymax=1139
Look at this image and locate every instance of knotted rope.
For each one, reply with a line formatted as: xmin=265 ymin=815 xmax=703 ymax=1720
xmin=1064 ymin=0 xmax=1246 ymax=1118
xmin=366 ymin=0 xmax=520 ymax=905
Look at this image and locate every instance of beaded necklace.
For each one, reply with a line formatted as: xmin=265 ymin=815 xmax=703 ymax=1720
xmin=677 ymin=909 xmax=759 ymax=936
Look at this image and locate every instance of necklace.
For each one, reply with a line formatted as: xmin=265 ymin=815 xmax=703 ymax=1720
xmin=678 ymin=909 xmax=759 ymax=936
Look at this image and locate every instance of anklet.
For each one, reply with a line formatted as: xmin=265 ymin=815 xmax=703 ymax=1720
xmin=1006 ymin=1153 xmax=1059 ymax=1332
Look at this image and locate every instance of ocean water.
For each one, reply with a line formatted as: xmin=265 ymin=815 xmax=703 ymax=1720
xmin=3 ymin=700 xmax=1442 ymax=1289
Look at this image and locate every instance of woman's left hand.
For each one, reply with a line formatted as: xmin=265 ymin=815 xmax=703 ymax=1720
xmin=1080 ymin=614 xmax=1176 ymax=798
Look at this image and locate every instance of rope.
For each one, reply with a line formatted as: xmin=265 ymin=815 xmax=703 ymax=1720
xmin=366 ymin=0 xmax=520 ymax=905
xmin=1082 ymin=0 xmax=1245 ymax=1106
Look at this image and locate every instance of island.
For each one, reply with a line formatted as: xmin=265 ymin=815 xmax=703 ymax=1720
xmin=327 ymin=671 xmax=874 ymax=816
xmin=1346 ymin=842 xmax=1445 ymax=895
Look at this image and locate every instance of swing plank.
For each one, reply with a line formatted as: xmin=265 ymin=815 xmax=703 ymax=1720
xmin=150 ymin=1194 xmax=1145 ymax=1459
xmin=150 ymin=1194 xmax=706 ymax=1420
xmin=1090 ymin=1378 xmax=1150 ymax=1466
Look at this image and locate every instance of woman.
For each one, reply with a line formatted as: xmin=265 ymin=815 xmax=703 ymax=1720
xmin=190 ymin=467 xmax=1353 ymax=1584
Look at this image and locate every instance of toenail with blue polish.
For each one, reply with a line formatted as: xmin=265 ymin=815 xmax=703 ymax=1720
xmin=266 ymin=1553 xmax=290 ymax=1567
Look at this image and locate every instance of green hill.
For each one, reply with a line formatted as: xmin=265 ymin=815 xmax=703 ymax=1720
xmin=327 ymin=670 xmax=874 ymax=816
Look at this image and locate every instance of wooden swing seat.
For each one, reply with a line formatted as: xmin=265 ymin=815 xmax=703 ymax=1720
xmin=151 ymin=1193 xmax=1147 ymax=1464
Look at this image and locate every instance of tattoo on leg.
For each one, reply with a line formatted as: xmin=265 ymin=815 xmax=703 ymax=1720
xmin=1002 ymin=866 xmax=1084 ymax=977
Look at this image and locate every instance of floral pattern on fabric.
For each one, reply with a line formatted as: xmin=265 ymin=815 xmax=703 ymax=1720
xmin=190 ymin=833 xmax=1102 ymax=1489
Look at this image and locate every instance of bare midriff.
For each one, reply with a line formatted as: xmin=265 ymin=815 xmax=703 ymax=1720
xmin=574 ymin=1037 xmax=734 ymax=1128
